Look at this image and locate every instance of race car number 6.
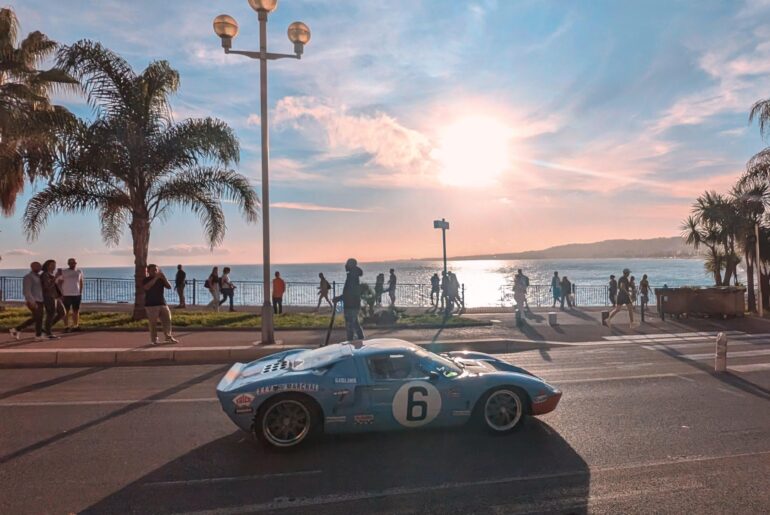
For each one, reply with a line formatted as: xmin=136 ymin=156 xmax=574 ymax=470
xmin=392 ymin=381 xmax=442 ymax=427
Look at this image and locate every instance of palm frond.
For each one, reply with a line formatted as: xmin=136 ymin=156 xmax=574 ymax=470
xmin=750 ymin=98 xmax=770 ymax=139
xmin=153 ymin=118 xmax=240 ymax=170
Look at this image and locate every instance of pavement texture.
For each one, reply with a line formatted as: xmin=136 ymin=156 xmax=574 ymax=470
xmin=3 ymin=306 xmax=770 ymax=367
xmin=0 ymin=331 xmax=768 ymax=514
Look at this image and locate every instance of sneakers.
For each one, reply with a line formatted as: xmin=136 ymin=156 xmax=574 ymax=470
xmin=46 ymin=334 xmax=60 ymax=340
xmin=163 ymin=336 xmax=179 ymax=344
xmin=72 ymin=326 xmax=82 ymax=332
xmin=34 ymin=336 xmax=44 ymax=341
xmin=9 ymin=328 xmax=20 ymax=340
xmin=150 ymin=338 xmax=159 ymax=345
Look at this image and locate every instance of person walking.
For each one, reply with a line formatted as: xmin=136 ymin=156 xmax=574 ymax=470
xmin=550 ymin=271 xmax=561 ymax=308
xmin=560 ymin=275 xmax=574 ymax=310
xmin=449 ymin=271 xmax=464 ymax=310
xmin=441 ymin=271 xmax=450 ymax=312
xmin=315 ymin=272 xmax=332 ymax=312
xmin=387 ymin=269 xmax=397 ymax=308
xmin=206 ymin=267 xmax=220 ymax=311
xmin=430 ymin=273 xmax=440 ymax=307
xmin=608 ymin=275 xmax=617 ymax=307
xmin=143 ymin=264 xmax=179 ymax=345
xmin=374 ymin=273 xmax=385 ymax=307
xmin=9 ymin=262 xmax=44 ymax=341
xmin=639 ymin=274 xmax=651 ymax=313
xmin=629 ymin=276 xmax=637 ymax=304
xmin=272 ymin=271 xmax=286 ymax=315
xmin=219 ymin=267 xmax=236 ymax=312
xmin=175 ymin=264 xmax=186 ymax=308
xmin=514 ymin=269 xmax=529 ymax=312
xmin=40 ymin=260 xmax=65 ymax=339
xmin=333 ymin=258 xmax=364 ymax=340
xmin=606 ymin=268 xmax=635 ymax=328
xmin=57 ymin=258 xmax=84 ymax=332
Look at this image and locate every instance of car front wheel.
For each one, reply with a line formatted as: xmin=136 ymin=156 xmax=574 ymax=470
xmin=479 ymin=388 xmax=526 ymax=434
xmin=255 ymin=394 xmax=320 ymax=449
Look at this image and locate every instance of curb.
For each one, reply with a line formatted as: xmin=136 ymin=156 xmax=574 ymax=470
xmin=0 ymin=338 xmax=562 ymax=368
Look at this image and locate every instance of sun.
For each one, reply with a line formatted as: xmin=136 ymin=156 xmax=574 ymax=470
xmin=433 ymin=117 xmax=511 ymax=187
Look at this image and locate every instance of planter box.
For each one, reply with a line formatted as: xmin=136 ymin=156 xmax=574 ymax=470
xmin=655 ymin=287 xmax=745 ymax=318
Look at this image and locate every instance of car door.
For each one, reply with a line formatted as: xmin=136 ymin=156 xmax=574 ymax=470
xmin=363 ymin=352 xmax=447 ymax=431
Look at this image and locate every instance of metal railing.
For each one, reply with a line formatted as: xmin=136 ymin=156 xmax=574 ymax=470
xmin=496 ymin=284 xmax=659 ymax=308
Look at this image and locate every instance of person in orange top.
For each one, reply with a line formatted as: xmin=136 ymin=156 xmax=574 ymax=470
xmin=272 ymin=271 xmax=286 ymax=315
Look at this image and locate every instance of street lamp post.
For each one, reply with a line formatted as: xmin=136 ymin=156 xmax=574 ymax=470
xmin=213 ymin=2 xmax=310 ymax=345
xmin=433 ymin=219 xmax=450 ymax=276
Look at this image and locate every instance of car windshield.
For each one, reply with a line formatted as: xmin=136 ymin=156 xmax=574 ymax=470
xmin=291 ymin=344 xmax=354 ymax=370
xmin=415 ymin=348 xmax=463 ymax=378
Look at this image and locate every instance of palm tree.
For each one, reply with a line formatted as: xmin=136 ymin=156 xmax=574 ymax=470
xmin=682 ymin=214 xmax=723 ymax=285
xmin=729 ymin=182 xmax=767 ymax=311
xmin=23 ymin=41 xmax=259 ymax=319
xmin=0 ymin=7 xmax=75 ymax=214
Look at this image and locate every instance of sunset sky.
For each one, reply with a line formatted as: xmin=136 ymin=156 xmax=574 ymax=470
xmin=2 ymin=0 xmax=770 ymax=268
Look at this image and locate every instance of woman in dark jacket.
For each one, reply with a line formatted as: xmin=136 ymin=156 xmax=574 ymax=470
xmin=334 ymin=258 xmax=364 ymax=341
xmin=41 ymin=259 xmax=65 ymax=338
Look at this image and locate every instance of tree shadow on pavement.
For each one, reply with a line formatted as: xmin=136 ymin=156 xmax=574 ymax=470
xmin=82 ymin=419 xmax=590 ymax=515
xmin=0 ymin=366 xmax=107 ymax=401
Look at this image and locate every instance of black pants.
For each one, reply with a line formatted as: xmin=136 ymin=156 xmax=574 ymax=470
xmin=43 ymin=297 xmax=65 ymax=335
xmin=609 ymin=291 xmax=617 ymax=306
xmin=219 ymin=288 xmax=234 ymax=310
xmin=560 ymin=293 xmax=573 ymax=309
xmin=273 ymin=297 xmax=283 ymax=314
xmin=16 ymin=302 xmax=44 ymax=336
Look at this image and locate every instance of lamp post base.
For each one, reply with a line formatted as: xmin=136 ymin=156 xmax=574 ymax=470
xmin=260 ymin=302 xmax=275 ymax=345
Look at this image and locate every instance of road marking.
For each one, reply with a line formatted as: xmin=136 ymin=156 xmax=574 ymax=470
xmin=675 ymin=375 xmax=697 ymax=383
xmin=144 ymin=470 xmax=322 ymax=487
xmin=172 ymin=450 xmax=770 ymax=515
xmin=0 ymin=397 xmax=218 ymax=407
xmin=680 ymin=349 xmax=770 ymax=361
xmin=554 ymin=373 xmax=680 ymax=384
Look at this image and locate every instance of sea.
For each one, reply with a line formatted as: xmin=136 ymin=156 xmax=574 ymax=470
xmin=0 ymin=258 xmax=716 ymax=307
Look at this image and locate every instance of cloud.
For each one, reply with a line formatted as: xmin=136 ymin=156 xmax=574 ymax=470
xmin=246 ymin=114 xmax=261 ymax=126
xmin=271 ymin=202 xmax=370 ymax=213
xmin=109 ymin=245 xmax=227 ymax=257
xmin=3 ymin=249 xmax=36 ymax=256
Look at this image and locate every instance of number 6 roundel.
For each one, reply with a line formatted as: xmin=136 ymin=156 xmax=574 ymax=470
xmin=392 ymin=381 xmax=442 ymax=427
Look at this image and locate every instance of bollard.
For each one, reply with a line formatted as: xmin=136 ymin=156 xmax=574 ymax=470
xmin=548 ymin=312 xmax=558 ymax=326
xmin=715 ymin=332 xmax=727 ymax=373
xmin=601 ymin=310 xmax=609 ymax=325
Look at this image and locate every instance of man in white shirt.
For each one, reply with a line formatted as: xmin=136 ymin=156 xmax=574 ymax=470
xmin=58 ymin=257 xmax=84 ymax=332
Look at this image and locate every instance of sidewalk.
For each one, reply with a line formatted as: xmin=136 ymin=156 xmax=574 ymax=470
xmin=2 ymin=307 xmax=767 ymax=367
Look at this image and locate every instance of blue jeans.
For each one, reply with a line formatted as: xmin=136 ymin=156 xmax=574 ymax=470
xmin=344 ymin=308 xmax=364 ymax=341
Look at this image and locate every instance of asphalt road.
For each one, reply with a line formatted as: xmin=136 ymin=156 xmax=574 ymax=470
xmin=0 ymin=332 xmax=768 ymax=514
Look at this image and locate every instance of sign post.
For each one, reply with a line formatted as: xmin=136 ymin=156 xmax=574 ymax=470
xmin=433 ymin=218 xmax=450 ymax=276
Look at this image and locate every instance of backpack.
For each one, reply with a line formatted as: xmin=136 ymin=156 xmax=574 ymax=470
xmin=204 ymin=278 xmax=211 ymax=289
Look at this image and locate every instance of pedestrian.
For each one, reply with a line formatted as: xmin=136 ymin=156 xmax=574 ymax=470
xmin=430 ymin=273 xmax=440 ymax=306
xmin=219 ymin=267 xmax=236 ymax=312
xmin=441 ymin=271 xmax=450 ymax=311
xmin=449 ymin=271 xmax=464 ymax=310
xmin=608 ymin=274 xmax=617 ymax=306
xmin=206 ymin=266 xmax=220 ymax=311
xmin=40 ymin=259 xmax=65 ymax=339
xmin=629 ymin=276 xmax=637 ymax=304
xmin=333 ymin=258 xmax=364 ymax=340
xmin=640 ymin=274 xmax=651 ymax=313
xmin=606 ymin=268 xmax=636 ymax=328
xmin=550 ymin=271 xmax=561 ymax=308
xmin=143 ymin=264 xmax=178 ymax=345
xmin=57 ymin=257 xmax=84 ymax=333
xmin=175 ymin=264 xmax=186 ymax=308
xmin=8 ymin=261 xmax=44 ymax=341
xmin=374 ymin=273 xmax=385 ymax=306
xmin=560 ymin=275 xmax=574 ymax=310
xmin=272 ymin=271 xmax=285 ymax=315
xmin=387 ymin=268 xmax=397 ymax=307
xmin=316 ymin=272 xmax=332 ymax=311
xmin=514 ymin=269 xmax=529 ymax=312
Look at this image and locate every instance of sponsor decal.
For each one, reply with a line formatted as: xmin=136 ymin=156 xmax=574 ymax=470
xmin=354 ymin=414 xmax=375 ymax=425
xmin=451 ymin=410 xmax=471 ymax=417
xmin=234 ymin=406 xmax=253 ymax=414
xmin=332 ymin=389 xmax=350 ymax=401
xmin=232 ymin=393 xmax=255 ymax=407
xmin=448 ymin=387 xmax=462 ymax=398
xmin=334 ymin=377 xmax=357 ymax=384
xmin=325 ymin=416 xmax=347 ymax=424
xmin=255 ymin=383 xmax=320 ymax=396
xmin=391 ymin=381 xmax=442 ymax=428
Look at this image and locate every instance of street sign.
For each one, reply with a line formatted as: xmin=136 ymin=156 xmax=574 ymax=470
xmin=433 ymin=220 xmax=449 ymax=230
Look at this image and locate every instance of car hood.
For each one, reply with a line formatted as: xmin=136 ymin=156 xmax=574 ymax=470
xmin=217 ymin=349 xmax=307 ymax=392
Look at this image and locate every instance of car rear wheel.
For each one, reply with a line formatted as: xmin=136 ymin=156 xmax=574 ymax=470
xmin=255 ymin=394 xmax=320 ymax=449
xmin=479 ymin=388 xmax=526 ymax=434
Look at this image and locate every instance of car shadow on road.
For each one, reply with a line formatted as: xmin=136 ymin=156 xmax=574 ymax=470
xmin=82 ymin=419 xmax=590 ymax=514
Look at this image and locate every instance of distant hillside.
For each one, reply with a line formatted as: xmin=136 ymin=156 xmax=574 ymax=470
xmin=452 ymin=237 xmax=697 ymax=260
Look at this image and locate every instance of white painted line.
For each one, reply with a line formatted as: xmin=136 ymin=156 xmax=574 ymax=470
xmin=144 ymin=470 xmax=322 ymax=487
xmin=681 ymin=349 xmax=770 ymax=361
xmin=554 ymin=373 xmax=680 ymax=384
xmin=0 ymin=397 xmax=218 ymax=407
xmin=675 ymin=375 xmax=697 ymax=383
xmin=730 ymin=362 xmax=770 ymax=372
xmin=172 ymin=450 xmax=770 ymax=515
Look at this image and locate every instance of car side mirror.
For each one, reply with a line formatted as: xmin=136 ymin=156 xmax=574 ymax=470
xmin=429 ymin=370 xmax=440 ymax=382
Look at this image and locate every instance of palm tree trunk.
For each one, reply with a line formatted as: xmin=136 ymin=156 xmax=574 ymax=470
xmin=746 ymin=248 xmax=756 ymax=312
xmin=130 ymin=213 xmax=150 ymax=321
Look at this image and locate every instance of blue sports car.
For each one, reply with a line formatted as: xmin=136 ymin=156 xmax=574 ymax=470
xmin=216 ymin=338 xmax=562 ymax=449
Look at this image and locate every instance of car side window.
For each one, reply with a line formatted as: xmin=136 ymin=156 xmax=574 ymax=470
xmin=367 ymin=354 xmax=426 ymax=381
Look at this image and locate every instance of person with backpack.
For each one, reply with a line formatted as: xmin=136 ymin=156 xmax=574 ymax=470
xmin=206 ymin=267 xmax=220 ymax=312
xmin=333 ymin=258 xmax=364 ymax=340
xmin=315 ymin=272 xmax=332 ymax=312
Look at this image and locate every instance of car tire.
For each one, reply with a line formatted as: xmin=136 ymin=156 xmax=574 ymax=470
xmin=476 ymin=387 xmax=528 ymax=434
xmin=254 ymin=393 xmax=322 ymax=449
